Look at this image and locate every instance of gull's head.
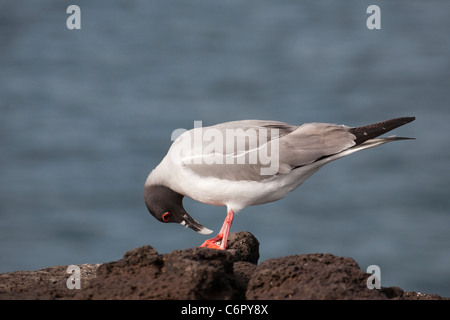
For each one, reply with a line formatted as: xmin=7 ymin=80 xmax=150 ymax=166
xmin=144 ymin=184 xmax=213 ymax=235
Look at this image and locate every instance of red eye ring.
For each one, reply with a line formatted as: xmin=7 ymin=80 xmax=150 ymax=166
xmin=162 ymin=212 xmax=171 ymax=222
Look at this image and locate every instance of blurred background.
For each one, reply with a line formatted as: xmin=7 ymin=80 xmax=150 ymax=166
xmin=1 ymin=0 xmax=449 ymax=296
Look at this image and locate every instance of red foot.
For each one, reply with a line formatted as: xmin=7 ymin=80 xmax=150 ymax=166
xmin=200 ymin=238 xmax=223 ymax=250
xmin=199 ymin=209 xmax=234 ymax=250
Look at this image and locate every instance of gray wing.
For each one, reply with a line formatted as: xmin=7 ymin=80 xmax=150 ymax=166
xmin=175 ymin=120 xmax=355 ymax=181
xmin=278 ymin=122 xmax=356 ymax=169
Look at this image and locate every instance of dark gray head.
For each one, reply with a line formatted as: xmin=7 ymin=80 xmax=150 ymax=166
xmin=144 ymin=184 xmax=212 ymax=234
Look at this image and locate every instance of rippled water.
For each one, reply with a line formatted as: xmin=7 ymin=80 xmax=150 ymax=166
xmin=1 ymin=0 xmax=450 ymax=297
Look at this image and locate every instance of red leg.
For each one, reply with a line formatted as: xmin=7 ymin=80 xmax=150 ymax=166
xmin=200 ymin=209 xmax=234 ymax=250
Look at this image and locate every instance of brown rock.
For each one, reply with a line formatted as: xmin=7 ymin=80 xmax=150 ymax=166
xmin=0 ymin=232 xmax=447 ymax=300
xmin=0 ymin=264 xmax=100 ymax=300
xmin=246 ymin=254 xmax=388 ymax=299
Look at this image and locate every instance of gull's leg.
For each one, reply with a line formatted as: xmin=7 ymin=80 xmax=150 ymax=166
xmin=199 ymin=209 xmax=234 ymax=250
xmin=217 ymin=209 xmax=234 ymax=250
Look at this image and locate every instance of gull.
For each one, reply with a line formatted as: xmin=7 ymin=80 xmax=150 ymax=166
xmin=144 ymin=117 xmax=415 ymax=250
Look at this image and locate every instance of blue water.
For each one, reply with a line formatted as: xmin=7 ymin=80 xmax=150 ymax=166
xmin=1 ymin=0 xmax=450 ymax=297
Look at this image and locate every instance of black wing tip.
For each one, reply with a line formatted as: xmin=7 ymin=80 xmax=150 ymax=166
xmin=374 ymin=116 xmax=416 ymax=127
xmin=395 ymin=116 xmax=416 ymax=124
xmin=350 ymin=116 xmax=416 ymax=146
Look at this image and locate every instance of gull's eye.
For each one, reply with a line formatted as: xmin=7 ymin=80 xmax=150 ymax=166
xmin=162 ymin=212 xmax=171 ymax=222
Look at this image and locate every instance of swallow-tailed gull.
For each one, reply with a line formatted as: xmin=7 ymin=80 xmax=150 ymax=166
xmin=144 ymin=117 xmax=415 ymax=250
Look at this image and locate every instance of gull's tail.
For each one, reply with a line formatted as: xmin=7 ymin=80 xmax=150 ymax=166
xmin=313 ymin=116 xmax=416 ymax=165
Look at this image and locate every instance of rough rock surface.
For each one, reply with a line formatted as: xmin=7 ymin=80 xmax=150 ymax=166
xmin=0 ymin=231 xmax=446 ymax=300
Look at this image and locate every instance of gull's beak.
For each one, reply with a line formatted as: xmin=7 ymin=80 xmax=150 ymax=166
xmin=178 ymin=211 xmax=213 ymax=235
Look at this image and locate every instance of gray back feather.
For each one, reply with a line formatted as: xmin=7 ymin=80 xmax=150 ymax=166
xmin=173 ymin=120 xmax=356 ymax=181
